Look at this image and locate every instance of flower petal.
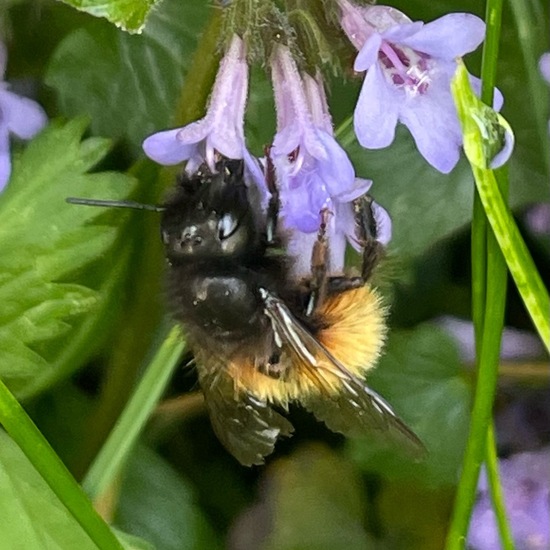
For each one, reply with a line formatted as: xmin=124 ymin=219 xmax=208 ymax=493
xmin=354 ymin=33 xmax=382 ymax=72
xmin=0 ymin=127 xmax=11 ymax=191
xmin=0 ymin=90 xmax=47 ymax=139
xmin=469 ymin=75 xmax=504 ymax=111
xmin=400 ymin=14 xmax=485 ymax=59
xmin=311 ymin=130 xmax=355 ymax=196
xmin=372 ymin=201 xmax=392 ymax=245
xmin=272 ymin=122 xmax=304 ymax=156
xmin=354 ymin=62 xmax=399 ymax=149
xmin=143 ymin=128 xmax=197 ymax=165
xmin=540 ymin=52 xmax=550 ymax=84
xmin=398 ymin=67 xmax=462 ymax=173
xmin=489 ymin=123 xmax=515 ymax=169
xmin=334 ymin=177 xmax=372 ymax=203
xmin=381 ymin=21 xmax=424 ymax=43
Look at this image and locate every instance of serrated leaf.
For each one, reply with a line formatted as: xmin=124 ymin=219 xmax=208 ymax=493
xmin=348 ymin=324 xmax=472 ymax=486
xmin=46 ymin=0 xmax=210 ymax=153
xmin=0 ymin=118 xmax=138 ymax=397
xmin=56 ymin=0 xmax=160 ymax=33
xmin=0 ymin=430 xmax=150 ymax=550
xmin=115 ymin=445 xmax=221 ymax=550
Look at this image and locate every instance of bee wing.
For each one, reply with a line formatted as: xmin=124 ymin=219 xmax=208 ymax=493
xmin=259 ymin=289 xmax=425 ymax=457
xmin=197 ymin=362 xmax=294 ymax=466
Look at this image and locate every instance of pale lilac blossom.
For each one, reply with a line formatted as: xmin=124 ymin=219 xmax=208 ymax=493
xmin=468 ymin=447 xmax=550 ymax=550
xmin=538 ymin=53 xmax=550 ymax=134
xmin=143 ymin=35 xmax=253 ymax=176
xmin=338 ymin=1 xmax=497 ymax=174
xmin=0 ymin=42 xmax=47 ymax=191
xmin=270 ymin=46 xmax=389 ymax=274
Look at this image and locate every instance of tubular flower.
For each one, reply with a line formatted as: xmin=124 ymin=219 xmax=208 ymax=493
xmin=270 ymin=45 xmax=360 ymax=235
xmin=338 ymin=1 xmax=496 ymax=174
xmin=0 ymin=42 xmax=47 ymax=191
xmin=270 ymin=45 xmax=391 ymax=274
xmin=143 ymin=35 xmax=253 ymax=176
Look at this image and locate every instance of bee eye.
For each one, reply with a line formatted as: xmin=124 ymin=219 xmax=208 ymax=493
xmin=218 ymin=213 xmax=239 ymax=240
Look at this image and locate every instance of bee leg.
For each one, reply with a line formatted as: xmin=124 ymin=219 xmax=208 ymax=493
xmin=326 ymin=195 xmax=383 ymax=293
xmin=257 ymin=351 xmax=288 ymax=380
xmin=354 ymin=194 xmax=383 ymax=282
xmin=264 ymin=146 xmax=280 ymax=246
xmin=306 ymin=208 xmax=331 ymax=316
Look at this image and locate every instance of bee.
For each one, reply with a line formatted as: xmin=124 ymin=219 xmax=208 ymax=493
xmin=69 ymin=156 xmax=424 ymax=465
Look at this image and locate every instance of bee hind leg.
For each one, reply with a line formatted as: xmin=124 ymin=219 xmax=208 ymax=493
xmin=257 ymin=351 xmax=288 ymax=380
xmin=305 ymin=208 xmax=331 ymax=316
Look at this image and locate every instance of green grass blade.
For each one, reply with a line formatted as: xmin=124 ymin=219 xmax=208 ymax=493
xmin=82 ymin=324 xmax=185 ymax=501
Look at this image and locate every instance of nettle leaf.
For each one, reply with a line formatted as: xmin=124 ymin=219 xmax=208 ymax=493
xmin=0 ymin=430 xmax=151 ymax=550
xmin=348 ymin=324 xmax=472 ymax=487
xmin=46 ymin=0 xmax=209 ymax=153
xmin=56 ymin=0 xmax=160 ymax=33
xmin=0 ymin=118 xmax=138 ymax=398
xmin=115 ymin=445 xmax=221 ymax=550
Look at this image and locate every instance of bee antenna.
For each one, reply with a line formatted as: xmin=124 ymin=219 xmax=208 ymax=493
xmin=66 ymin=197 xmax=165 ymax=212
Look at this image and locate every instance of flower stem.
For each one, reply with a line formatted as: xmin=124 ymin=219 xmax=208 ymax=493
xmin=445 ymin=0 xmax=515 ymax=548
xmin=486 ymin=422 xmax=515 ymax=549
xmin=0 ymin=378 xmax=123 ymax=550
xmin=82 ymin=324 xmax=186 ymax=501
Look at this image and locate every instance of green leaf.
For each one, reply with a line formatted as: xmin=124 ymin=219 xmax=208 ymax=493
xmin=340 ymin=124 xmax=475 ymax=261
xmin=56 ymin=0 xmax=160 ymax=33
xmin=348 ymin=324 xmax=472 ymax=486
xmin=231 ymin=444 xmax=373 ymax=550
xmin=0 ymin=430 xmax=149 ymax=550
xmin=0 ymin=118 xmax=138 ymax=397
xmin=46 ymin=0 xmax=210 ymax=153
xmin=115 ymin=445 xmax=221 ymax=550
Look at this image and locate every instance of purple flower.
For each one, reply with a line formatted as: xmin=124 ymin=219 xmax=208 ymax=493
xmin=0 ymin=42 xmax=47 ymax=191
xmin=338 ymin=2 xmax=497 ymax=174
xmin=143 ymin=35 xmax=252 ymax=175
xmin=270 ymin=45 xmax=391 ymax=274
xmin=539 ymin=53 xmax=550 ymax=134
xmin=539 ymin=53 xmax=550 ymax=84
xmin=468 ymin=447 xmax=550 ymax=550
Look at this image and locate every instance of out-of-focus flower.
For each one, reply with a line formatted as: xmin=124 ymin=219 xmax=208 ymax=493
xmin=0 ymin=42 xmax=47 ymax=191
xmin=143 ymin=35 xmax=252 ymax=176
xmin=539 ymin=53 xmax=550 ymax=85
xmin=468 ymin=447 xmax=550 ymax=550
xmin=538 ymin=53 xmax=550 ymax=134
xmin=438 ymin=316 xmax=546 ymax=364
xmin=270 ymin=45 xmax=390 ymax=274
xmin=338 ymin=1 xmax=498 ymax=174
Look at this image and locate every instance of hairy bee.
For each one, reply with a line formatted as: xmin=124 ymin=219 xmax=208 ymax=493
xmin=158 ymin=157 xmax=423 ymax=465
xmin=69 ymin=156 xmax=423 ymax=465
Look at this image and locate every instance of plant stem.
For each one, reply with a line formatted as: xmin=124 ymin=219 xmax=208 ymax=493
xmin=0 ymin=378 xmax=123 ymax=550
xmin=486 ymin=422 xmax=515 ymax=549
xmin=445 ymin=0 xmax=515 ymax=548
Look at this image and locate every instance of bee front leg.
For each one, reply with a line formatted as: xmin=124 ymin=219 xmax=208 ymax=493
xmin=326 ymin=195 xmax=384 ymax=294
xmin=264 ymin=146 xmax=280 ymax=246
xmin=354 ymin=194 xmax=383 ymax=282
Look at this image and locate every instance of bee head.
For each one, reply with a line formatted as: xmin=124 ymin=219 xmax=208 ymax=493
xmin=161 ymin=159 xmax=260 ymax=262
